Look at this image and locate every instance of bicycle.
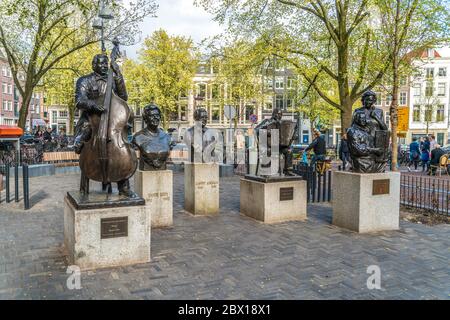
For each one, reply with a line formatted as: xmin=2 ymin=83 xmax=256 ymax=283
xmin=315 ymin=158 xmax=332 ymax=176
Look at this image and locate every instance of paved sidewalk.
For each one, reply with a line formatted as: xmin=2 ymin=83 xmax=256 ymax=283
xmin=0 ymin=172 xmax=449 ymax=299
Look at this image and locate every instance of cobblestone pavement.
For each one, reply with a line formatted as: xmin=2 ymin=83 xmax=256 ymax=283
xmin=0 ymin=172 xmax=449 ymax=300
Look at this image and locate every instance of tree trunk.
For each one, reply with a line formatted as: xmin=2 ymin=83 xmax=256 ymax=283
xmin=340 ymin=102 xmax=353 ymax=135
xmin=390 ymin=71 xmax=399 ymax=171
xmin=337 ymin=38 xmax=352 ymax=136
xmin=18 ymin=91 xmax=32 ymax=129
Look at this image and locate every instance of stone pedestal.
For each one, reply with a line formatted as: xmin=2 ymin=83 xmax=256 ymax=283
xmin=135 ymin=170 xmax=173 ymax=228
xmin=240 ymin=177 xmax=307 ymax=223
xmin=184 ymin=162 xmax=219 ymax=215
xmin=64 ymin=195 xmax=150 ymax=270
xmin=332 ymin=171 xmax=400 ymax=233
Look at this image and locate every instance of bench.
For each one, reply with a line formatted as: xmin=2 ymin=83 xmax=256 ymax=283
xmin=43 ymin=151 xmax=79 ymax=167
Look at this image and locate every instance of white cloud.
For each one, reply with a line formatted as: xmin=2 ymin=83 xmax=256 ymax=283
xmin=124 ymin=0 xmax=223 ymax=59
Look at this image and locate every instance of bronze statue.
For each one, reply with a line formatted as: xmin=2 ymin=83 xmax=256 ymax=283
xmin=184 ymin=107 xmax=217 ymax=163
xmin=347 ymin=90 xmax=389 ymax=173
xmin=132 ymin=104 xmax=172 ymax=171
xmin=74 ymin=41 xmax=137 ymax=197
xmin=254 ymin=108 xmax=297 ymax=176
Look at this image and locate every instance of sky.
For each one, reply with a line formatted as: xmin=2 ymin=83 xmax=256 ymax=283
xmin=124 ymin=0 xmax=223 ymax=59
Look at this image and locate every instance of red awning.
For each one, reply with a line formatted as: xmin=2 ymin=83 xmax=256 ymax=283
xmin=0 ymin=125 xmax=23 ymax=137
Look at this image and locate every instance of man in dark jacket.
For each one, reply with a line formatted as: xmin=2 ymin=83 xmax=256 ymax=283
xmin=305 ymin=130 xmax=326 ymax=166
xmin=429 ymin=144 xmax=446 ymax=175
xmin=338 ymin=133 xmax=350 ymax=170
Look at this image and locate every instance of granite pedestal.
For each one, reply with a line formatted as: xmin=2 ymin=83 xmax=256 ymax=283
xmin=134 ymin=169 xmax=173 ymax=228
xmin=184 ymin=162 xmax=219 ymax=215
xmin=64 ymin=192 xmax=150 ymax=270
xmin=332 ymin=171 xmax=400 ymax=233
xmin=240 ymin=175 xmax=307 ymax=223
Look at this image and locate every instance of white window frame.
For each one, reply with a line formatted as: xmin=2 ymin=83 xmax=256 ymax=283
xmin=399 ymin=92 xmax=407 ymax=105
xmin=437 ymin=83 xmax=446 ymax=97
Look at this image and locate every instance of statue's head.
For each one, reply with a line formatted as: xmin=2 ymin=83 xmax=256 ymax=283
xmin=92 ymin=54 xmax=109 ymax=76
xmin=142 ymin=104 xmax=162 ymax=131
xmin=194 ymin=107 xmax=208 ymax=128
xmin=353 ymin=111 xmax=368 ymax=128
xmin=272 ymin=108 xmax=282 ymax=121
xmin=361 ymin=90 xmax=377 ymax=108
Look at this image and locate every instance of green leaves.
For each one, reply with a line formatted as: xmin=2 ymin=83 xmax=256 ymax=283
xmin=123 ymin=29 xmax=198 ymax=129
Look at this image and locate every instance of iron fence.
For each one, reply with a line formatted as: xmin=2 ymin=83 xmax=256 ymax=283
xmin=294 ymin=164 xmax=332 ymax=203
xmin=400 ymin=174 xmax=450 ymax=216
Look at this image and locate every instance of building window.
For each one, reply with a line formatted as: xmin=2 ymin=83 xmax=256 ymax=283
xmin=437 ymin=83 xmax=446 ymax=97
xmin=287 ymin=76 xmax=295 ymax=89
xmin=436 ymin=105 xmax=445 ymax=122
xmin=196 ymin=64 xmax=210 ymax=74
xmin=302 ymin=130 xmax=309 ymax=143
xmin=265 ymin=78 xmax=273 ymax=90
xmin=400 ymin=77 xmax=407 ymax=86
xmin=275 ymin=94 xmax=284 ymax=109
xmin=264 ymin=102 xmax=272 ymax=111
xmin=59 ymin=111 xmax=68 ymax=118
xmin=426 ymin=67 xmax=434 ymax=78
xmin=385 ymin=94 xmax=392 ymax=106
xmin=2 ymin=83 xmax=7 ymax=94
xmin=7 ymin=84 xmax=12 ymax=94
xmin=196 ymin=83 xmax=206 ymax=98
xmin=211 ymin=84 xmax=220 ymax=99
xmin=413 ymin=84 xmax=421 ymax=96
xmin=437 ymin=132 xmax=445 ymax=146
xmin=30 ymin=104 xmax=34 ymax=111
xmin=275 ymin=76 xmax=284 ymax=89
xmin=399 ymin=92 xmax=407 ymax=105
xmin=52 ymin=111 xmax=57 ymax=123
xmin=438 ymin=67 xmax=447 ymax=77
xmin=413 ymin=105 xmax=420 ymax=122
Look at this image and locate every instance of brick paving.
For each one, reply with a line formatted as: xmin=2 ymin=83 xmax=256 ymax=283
xmin=0 ymin=172 xmax=449 ymax=300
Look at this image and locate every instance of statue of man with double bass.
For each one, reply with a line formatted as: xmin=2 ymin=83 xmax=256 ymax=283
xmin=74 ymin=43 xmax=136 ymax=197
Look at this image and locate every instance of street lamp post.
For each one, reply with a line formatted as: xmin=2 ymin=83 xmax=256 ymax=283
xmin=92 ymin=0 xmax=114 ymax=53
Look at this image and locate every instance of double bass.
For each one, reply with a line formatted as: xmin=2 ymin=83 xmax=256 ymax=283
xmin=79 ymin=41 xmax=137 ymax=194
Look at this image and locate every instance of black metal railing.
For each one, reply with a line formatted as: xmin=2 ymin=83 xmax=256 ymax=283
xmin=0 ymin=162 xmax=30 ymax=209
xmin=400 ymin=174 xmax=450 ymax=216
xmin=294 ymin=164 xmax=332 ymax=203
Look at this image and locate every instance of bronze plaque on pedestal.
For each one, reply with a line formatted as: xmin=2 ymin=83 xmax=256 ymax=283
xmin=372 ymin=179 xmax=390 ymax=195
xmin=280 ymin=187 xmax=294 ymax=201
xmin=101 ymin=217 xmax=128 ymax=239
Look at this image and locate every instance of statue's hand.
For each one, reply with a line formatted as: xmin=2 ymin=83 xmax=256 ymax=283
xmin=91 ymin=104 xmax=105 ymax=114
xmin=111 ymin=61 xmax=122 ymax=77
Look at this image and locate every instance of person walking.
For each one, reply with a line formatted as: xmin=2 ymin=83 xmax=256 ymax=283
xmin=421 ymin=136 xmax=431 ymax=173
xmin=338 ymin=134 xmax=351 ymax=171
xmin=409 ymin=137 xmax=420 ymax=171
